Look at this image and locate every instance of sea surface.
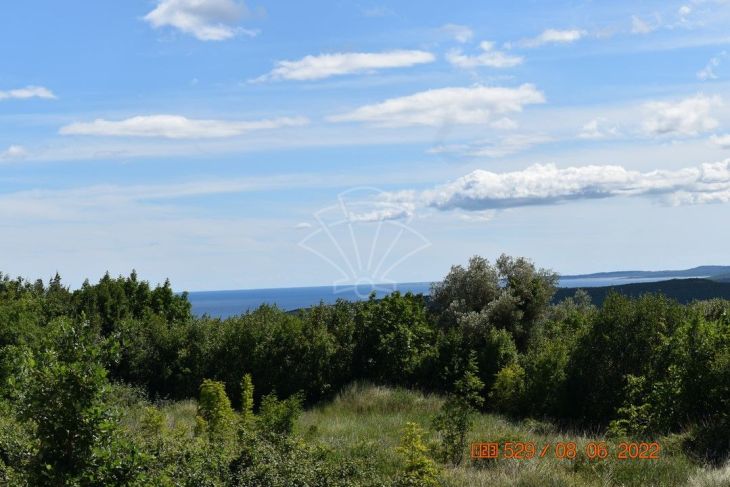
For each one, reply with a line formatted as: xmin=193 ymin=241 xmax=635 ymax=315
xmin=186 ymin=276 xmax=691 ymax=318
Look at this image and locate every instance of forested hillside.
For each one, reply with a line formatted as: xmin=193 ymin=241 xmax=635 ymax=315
xmin=0 ymin=256 xmax=729 ymax=485
xmin=553 ymin=278 xmax=730 ymax=305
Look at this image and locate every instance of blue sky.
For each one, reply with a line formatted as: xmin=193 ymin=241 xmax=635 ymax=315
xmin=3 ymin=0 xmax=730 ymax=291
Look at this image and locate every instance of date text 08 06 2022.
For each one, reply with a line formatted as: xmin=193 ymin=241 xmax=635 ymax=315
xmin=470 ymin=442 xmax=661 ymax=461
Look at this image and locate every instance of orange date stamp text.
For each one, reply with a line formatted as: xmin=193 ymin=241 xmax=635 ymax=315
xmin=470 ymin=441 xmax=661 ymax=460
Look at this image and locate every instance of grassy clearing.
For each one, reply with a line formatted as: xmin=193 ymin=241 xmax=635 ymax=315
xmin=299 ymin=383 xmax=726 ymax=487
xmin=112 ymin=382 xmax=728 ymax=486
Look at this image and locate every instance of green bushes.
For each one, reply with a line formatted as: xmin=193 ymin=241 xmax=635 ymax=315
xmin=353 ymin=292 xmax=435 ymax=385
xmin=2 ymin=254 xmax=730 ymax=480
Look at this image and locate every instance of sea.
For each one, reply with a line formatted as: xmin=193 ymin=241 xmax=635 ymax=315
xmin=186 ymin=276 xmax=689 ymax=319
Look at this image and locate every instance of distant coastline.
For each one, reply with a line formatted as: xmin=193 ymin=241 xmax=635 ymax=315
xmin=187 ymin=265 xmax=730 ymax=318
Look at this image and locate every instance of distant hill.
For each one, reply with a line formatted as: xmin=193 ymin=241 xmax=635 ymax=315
xmin=553 ymin=278 xmax=730 ymax=306
xmin=561 ymin=265 xmax=730 ymax=281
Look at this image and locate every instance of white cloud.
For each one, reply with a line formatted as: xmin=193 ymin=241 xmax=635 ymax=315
xmin=328 ymin=84 xmax=545 ymax=127
xmin=579 ymin=118 xmax=620 ymax=139
xmin=253 ymin=50 xmax=435 ymax=82
xmin=710 ymin=134 xmax=730 ymax=148
xmin=643 ymin=94 xmax=721 ymax=136
xmin=59 ymin=114 xmax=308 ymax=139
xmin=446 ymin=41 xmax=523 ymax=69
xmin=0 ymin=85 xmax=56 ymax=101
xmin=518 ymin=29 xmax=586 ymax=48
xmin=0 ymin=145 xmax=28 ymax=160
xmin=144 ymin=0 xmax=256 ymax=41
xmin=389 ymin=160 xmax=730 ymax=213
xmin=440 ymin=23 xmax=474 ymax=43
xmin=631 ymin=15 xmax=657 ymax=34
xmin=697 ymin=51 xmax=727 ymax=80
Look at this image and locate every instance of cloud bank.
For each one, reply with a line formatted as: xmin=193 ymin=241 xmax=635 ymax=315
xmin=387 ymin=160 xmax=730 ymax=214
xmin=60 ymin=115 xmax=308 ymax=139
xmin=329 ymin=84 xmax=545 ymax=127
xmin=254 ymin=50 xmax=435 ymax=81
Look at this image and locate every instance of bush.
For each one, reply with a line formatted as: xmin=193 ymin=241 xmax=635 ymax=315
xmin=394 ymin=422 xmax=440 ymax=487
xmin=257 ymin=391 xmax=303 ymax=436
xmin=21 ymin=319 xmax=117 ymax=485
xmin=490 ymin=362 xmax=526 ymax=416
xmin=197 ymin=379 xmax=237 ymax=444
xmin=232 ymin=429 xmax=371 ymax=487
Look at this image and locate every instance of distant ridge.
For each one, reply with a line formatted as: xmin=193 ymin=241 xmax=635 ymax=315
xmin=561 ymin=265 xmax=730 ymax=281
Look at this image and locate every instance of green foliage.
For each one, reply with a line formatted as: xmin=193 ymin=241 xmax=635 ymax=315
xmin=489 ymin=362 xmax=526 ymax=416
xmin=432 ymin=353 xmax=483 ymax=466
xmin=140 ymin=406 xmax=166 ymax=438
xmin=12 ymin=319 xmax=149 ymax=485
xmin=0 ymin=405 xmax=33 ymax=486
xmin=197 ymin=379 xmax=236 ymax=444
xmin=353 ymin=292 xmax=434 ymax=385
xmin=562 ymin=293 xmax=683 ymax=422
xmin=257 ymin=391 xmax=303 ymax=436
xmin=394 ymin=422 xmax=440 ymax=487
xmin=240 ymin=373 xmax=254 ymax=426
xmin=232 ymin=428 xmax=374 ymax=487
xmin=21 ymin=319 xmax=114 ymax=484
xmin=430 ymin=254 xmax=557 ymax=351
xmin=3 ymin=256 xmax=730 ymax=482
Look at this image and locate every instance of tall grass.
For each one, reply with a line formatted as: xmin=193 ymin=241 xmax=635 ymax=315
xmin=112 ymin=382 xmax=726 ymax=486
xmin=300 ymin=383 xmax=717 ymax=487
